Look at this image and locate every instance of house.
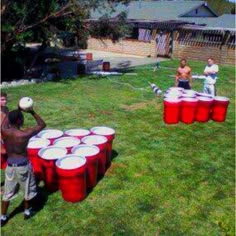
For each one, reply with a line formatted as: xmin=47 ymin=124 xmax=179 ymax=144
xmin=88 ymin=1 xmax=235 ymax=65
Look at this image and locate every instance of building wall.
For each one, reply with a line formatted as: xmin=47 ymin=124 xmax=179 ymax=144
xmin=87 ymin=34 xmax=235 ymax=65
xmin=172 ymin=33 xmax=235 ymax=65
xmin=87 ymin=37 xmax=157 ymax=57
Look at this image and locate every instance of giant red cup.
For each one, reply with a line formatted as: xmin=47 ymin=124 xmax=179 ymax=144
xmin=90 ymin=126 xmax=115 ymax=168
xmin=72 ymin=144 xmax=99 ymax=189
xmin=53 ymin=137 xmax=80 ymax=154
xmin=211 ymin=96 xmax=230 ymax=122
xmin=180 ymin=98 xmax=198 ymax=124
xmin=81 ymin=135 xmax=108 ymax=177
xmin=195 ymin=97 xmax=213 ymax=122
xmin=1 ymin=153 xmax=7 ymax=170
xmin=38 ymin=146 xmax=67 ymax=192
xmin=163 ymin=98 xmax=182 ymax=124
xmin=27 ymin=138 xmax=50 ymax=180
xmin=56 ymin=155 xmax=87 ymax=203
xmin=37 ymin=129 xmax=64 ymax=145
xmin=64 ymin=128 xmax=90 ymax=139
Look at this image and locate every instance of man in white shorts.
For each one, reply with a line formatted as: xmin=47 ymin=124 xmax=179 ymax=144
xmin=203 ymin=58 xmax=219 ymax=96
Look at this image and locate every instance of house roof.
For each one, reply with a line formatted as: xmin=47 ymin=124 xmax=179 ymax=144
xmin=90 ymin=1 xmax=217 ymax=21
xmin=180 ymin=14 xmax=236 ymax=29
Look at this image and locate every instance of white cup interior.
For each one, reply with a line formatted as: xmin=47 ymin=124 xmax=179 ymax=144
xmin=56 ymin=155 xmax=86 ymax=170
xmin=65 ymin=129 xmax=90 ymax=137
xmin=72 ymin=144 xmax=100 ymax=156
xmin=27 ymin=138 xmax=50 ymax=149
xmin=82 ymin=135 xmax=107 ymax=145
xmin=38 ymin=146 xmax=67 ymax=160
xmin=38 ymin=129 xmax=63 ymax=139
xmin=53 ymin=137 xmax=80 ymax=148
xmin=91 ymin=126 xmax=115 ymax=136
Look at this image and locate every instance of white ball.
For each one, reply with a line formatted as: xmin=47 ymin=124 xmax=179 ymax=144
xmin=19 ymin=97 xmax=34 ymax=111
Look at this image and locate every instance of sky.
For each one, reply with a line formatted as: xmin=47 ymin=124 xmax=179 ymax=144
xmin=228 ymin=0 xmax=236 ymax=2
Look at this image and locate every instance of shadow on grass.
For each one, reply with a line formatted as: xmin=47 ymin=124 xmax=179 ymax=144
xmin=8 ymin=185 xmax=51 ymax=220
xmin=87 ymin=149 xmax=119 ymax=196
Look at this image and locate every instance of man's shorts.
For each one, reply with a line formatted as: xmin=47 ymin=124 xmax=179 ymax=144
xmin=2 ymin=163 xmax=37 ymax=201
xmin=178 ymin=80 xmax=191 ymax=90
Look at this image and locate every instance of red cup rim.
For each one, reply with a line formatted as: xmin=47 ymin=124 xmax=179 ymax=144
xmin=38 ymin=129 xmax=63 ymax=140
xmin=53 ymin=137 xmax=80 ymax=148
xmin=64 ymin=128 xmax=90 ymax=137
xmin=38 ymin=146 xmax=67 ymax=160
xmin=90 ymin=126 xmax=115 ymax=136
xmin=56 ymin=155 xmax=86 ymax=170
xmin=214 ymin=96 xmax=229 ymax=102
xmin=164 ymin=98 xmax=182 ymax=103
xmin=71 ymin=144 xmax=100 ymax=156
xmin=182 ymin=98 xmax=198 ymax=102
xmin=198 ymin=96 xmax=213 ymax=102
xmin=27 ymin=138 xmax=50 ymax=149
xmin=82 ymin=135 xmax=108 ymax=145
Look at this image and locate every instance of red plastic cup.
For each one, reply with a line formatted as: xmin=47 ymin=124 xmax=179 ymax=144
xmin=53 ymin=137 xmax=80 ymax=154
xmin=90 ymin=126 xmax=115 ymax=168
xmin=64 ymin=128 xmax=91 ymax=139
xmin=211 ymin=96 xmax=230 ymax=122
xmin=195 ymin=97 xmax=213 ymax=122
xmin=180 ymin=98 xmax=198 ymax=124
xmin=38 ymin=146 xmax=67 ymax=192
xmin=81 ymin=135 xmax=108 ymax=177
xmin=163 ymin=98 xmax=182 ymax=124
xmin=27 ymin=138 xmax=50 ymax=180
xmin=1 ymin=153 xmax=7 ymax=170
xmin=56 ymin=155 xmax=87 ymax=203
xmin=72 ymin=144 xmax=99 ymax=189
xmin=37 ymin=129 xmax=64 ymax=145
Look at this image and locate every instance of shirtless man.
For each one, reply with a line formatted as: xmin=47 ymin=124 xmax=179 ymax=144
xmin=1 ymin=93 xmax=9 ymax=195
xmin=175 ymin=58 xmax=192 ymax=90
xmin=1 ymin=107 xmax=46 ymax=227
xmin=1 ymin=92 xmax=9 ymax=163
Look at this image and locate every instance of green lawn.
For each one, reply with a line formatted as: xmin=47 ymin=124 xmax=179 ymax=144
xmin=1 ymin=59 xmax=235 ymax=236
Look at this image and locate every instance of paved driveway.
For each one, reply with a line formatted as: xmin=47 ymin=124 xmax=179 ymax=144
xmin=81 ymin=49 xmax=169 ymax=70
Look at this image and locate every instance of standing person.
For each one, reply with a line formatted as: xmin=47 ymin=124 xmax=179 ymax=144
xmin=203 ymin=58 xmax=219 ymax=96
xmin=1 ymin=92 xmax=9 ymax=194
xmin=1 ymin=106 xmax=46 ymax=227
xmin=175 ymin=58 xmax=192 ymax=90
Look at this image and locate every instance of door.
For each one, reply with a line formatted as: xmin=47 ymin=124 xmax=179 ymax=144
xmin=156 ymin=31 xmax=171 ymax=57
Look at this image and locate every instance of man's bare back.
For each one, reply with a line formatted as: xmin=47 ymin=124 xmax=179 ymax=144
xmin=1 ymin=109 xmax=46 ymax=159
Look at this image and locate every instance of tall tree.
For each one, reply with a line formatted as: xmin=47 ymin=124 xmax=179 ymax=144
xmin=1 ymin=0 xmax=130 ymax=53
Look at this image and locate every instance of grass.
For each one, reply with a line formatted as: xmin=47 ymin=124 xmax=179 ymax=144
xmin=1 ymin=59 xmax=235 ymax=236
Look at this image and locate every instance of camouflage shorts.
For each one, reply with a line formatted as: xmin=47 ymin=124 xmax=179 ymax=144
xmin=2 ymin=163 xmax=37 ymax=201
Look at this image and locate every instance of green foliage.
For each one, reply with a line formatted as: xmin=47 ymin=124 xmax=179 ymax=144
xmin=90 ymin=12 xmax=130 ymax=42
xmin=1 ymin=0 xmax=130 ymax=53
xmin=1 ymin=60 xmax=235 ymax=235
xmin=206 ymin=0 xmax=235 ymax=15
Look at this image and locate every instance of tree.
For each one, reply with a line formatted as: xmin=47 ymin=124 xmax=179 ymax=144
xmin=1 ymin=0 xmax=130 ymax=53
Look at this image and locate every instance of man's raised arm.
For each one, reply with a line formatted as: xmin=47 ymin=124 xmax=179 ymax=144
xmin=24 ymin=109 xmax=46 ymax=137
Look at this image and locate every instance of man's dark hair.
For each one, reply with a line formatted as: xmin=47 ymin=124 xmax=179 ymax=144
xmin=1 ymin=92 xmax=7 ymax=98
xmin=8 ymin=110 xmax=24 ymax=126
xmin=180 ymin=58 xmax=187 ymax=63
